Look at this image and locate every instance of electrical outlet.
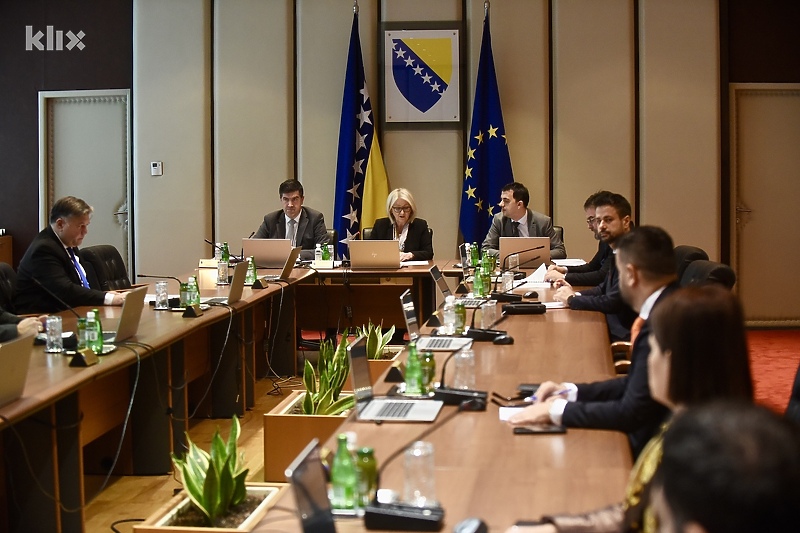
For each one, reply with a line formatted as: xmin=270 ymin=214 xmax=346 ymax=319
xmin=345 ymin=306 xmax=352 ymax=318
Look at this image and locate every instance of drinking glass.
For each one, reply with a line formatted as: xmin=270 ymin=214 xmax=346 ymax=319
xmin=154 ymin=281 xmax=170 ymax=310
xmin=45 ymin=316 xmax=63 ymax=353
xmin=404 ymin=441 xmax=437 ymax=507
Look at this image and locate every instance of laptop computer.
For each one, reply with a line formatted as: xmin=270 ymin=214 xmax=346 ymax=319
xmin=348 ymin=335 xmax=443 ymax=422
xmin=498 ymin=236 xmax=551 ymax=270
xmin=103 ymin=285 xmax=148 ymax=343
xmin=242 ymin=238 xmax=293 ymax=268
xmin=0 ymin=333 xmax=35 ymax=407
xmin=348 ymin=240 xmax=400 ymax=270
xmin=259 ymin=246 xmax=301 ymax=282
xmin=285 ymin=438 xmax=337 ymax=533
xmin=429 ymin=264 xmax=486 ymax=309
xmin=400 ymin=289 xmax=473 ymax=352
xmin=201 ymin=261 xmax=248 ymax=304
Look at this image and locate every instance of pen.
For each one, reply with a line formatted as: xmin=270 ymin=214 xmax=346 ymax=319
xmin=527 ymin=388 xmax=569 ymax=402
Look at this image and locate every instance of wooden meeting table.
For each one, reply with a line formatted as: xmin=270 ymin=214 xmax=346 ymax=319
xmin=256 ymin=286 xmax=633 ymax=532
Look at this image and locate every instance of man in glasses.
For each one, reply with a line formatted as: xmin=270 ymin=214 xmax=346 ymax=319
xmin=254 ymin=179 xmax=329 ymax=260
xmin=544 ymin=190 xmax=613 ymax=286
xmin=481 ymin=182 xmax=566 ymax=259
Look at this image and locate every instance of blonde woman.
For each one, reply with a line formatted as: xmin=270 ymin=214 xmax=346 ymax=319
xmin=369 ymin=188 xmax=433 ymax=261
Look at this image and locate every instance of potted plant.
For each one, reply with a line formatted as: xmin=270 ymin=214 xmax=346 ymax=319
xmin=263 ymin=333 xmax=353 ymax=481
xmin=135 ymin=417 xmax=286 ymax=532
xmin=354 ymin=321 xmax=404 ymax=384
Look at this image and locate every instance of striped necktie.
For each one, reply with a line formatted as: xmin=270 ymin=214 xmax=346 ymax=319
xmin=68 ymin=248 xmax=90 ymax=288
xmin=288 ymin=218 xmax=297 ymax=246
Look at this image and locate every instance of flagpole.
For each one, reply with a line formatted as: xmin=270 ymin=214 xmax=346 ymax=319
xmin=485 ymin=1 xmax=489 ymax=18
xmin=353 ymin=0 xmax=358 ymax=15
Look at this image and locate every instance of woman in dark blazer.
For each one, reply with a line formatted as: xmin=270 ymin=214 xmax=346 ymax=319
xmin=368 ymin=188 xmax=433 ymax=261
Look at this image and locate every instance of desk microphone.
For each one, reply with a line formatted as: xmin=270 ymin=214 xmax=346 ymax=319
xmin=464 ymin=306 xmax=507 ymax=342
xmin=137 ymin=274 xmax=182 ymax=285
xmin=204 ymin=239 xmax=244 ymax=263
xmin=432 ymin=346 xmax=488 ymax=407
xmin=28 ymin=275 xmax=81 ymax=318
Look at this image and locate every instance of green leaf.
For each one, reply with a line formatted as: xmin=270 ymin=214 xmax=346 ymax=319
xmin=217 ymin=455 xmax=235 ymax=518
xmin=316 ymin=387 xmax=334 ymax=414
xmin=210 ymin=430 xmax=227 ymax=475
xmin=323 ymin=394 xmax=355 ymax=416
xmin=226 ymin=417 xmax=241 ymax=467
xmin=203 ymin=462 xmax=221 ymax=523
xmin=231 ymin=469 xmax=248 ymax=506
xmin=302 ymin=359 xmax=317 ymax=395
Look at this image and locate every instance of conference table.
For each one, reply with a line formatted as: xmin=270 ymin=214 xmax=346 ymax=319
xmin=255 ymin=284 xmax=633 ymax=532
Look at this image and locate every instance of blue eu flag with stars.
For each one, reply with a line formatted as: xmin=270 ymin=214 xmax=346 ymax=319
xmin=458 ymin=13 xmax=514 ymax=245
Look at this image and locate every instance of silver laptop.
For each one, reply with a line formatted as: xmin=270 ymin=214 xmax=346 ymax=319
xmin=348 ymin=240 xmax=400 ymax=270
xmin=259 ymin=246 xmax=301 ymax=282
xmin=348 ymin=335 xmax=443 ymax=422
xmin=285 ymin=439 xmax=337 ymax=533
xmin=103 ymin=285 xmax=148 ymax=343
xmin=0 ymin=333 xmax=35 ymax=407
xmin=429 ymin=264 xmax=486 ymax=309
xmin=498 ymin=236 xmax=550 ymax=270
xmin=242 ymin=238 xmax=293 ymax=268
xmin=201 ymin=261 xmax=248 ymax=305
xmin=400 ymin=289 xmax=473 ymax=352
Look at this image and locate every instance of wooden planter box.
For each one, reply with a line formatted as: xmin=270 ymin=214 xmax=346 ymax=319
xmin=262 ymin=390 xmax=350 ymax=482
xmin=133 ymin=482 xmax=287 ymax=532
xmin=346 ymin=345 xmax=404 ymax=389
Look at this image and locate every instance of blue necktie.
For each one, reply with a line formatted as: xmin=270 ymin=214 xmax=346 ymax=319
xmin=68 ymin=248 xmax=90 ymax=288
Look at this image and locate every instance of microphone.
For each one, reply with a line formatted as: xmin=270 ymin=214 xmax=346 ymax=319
xmin=29 ymin=275 xmax=81 ymax=319
xmin=137 ymin=274 xmax=182 ymax=285
xmin=432 ymin=346 xmax=488 ymax=407
xmin=465 ymin=304 xmax=507 ymax=342
xmin=205 ymin=239 xmax=244 ymax=263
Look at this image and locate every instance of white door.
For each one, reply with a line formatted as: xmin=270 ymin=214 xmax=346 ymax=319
xmin=39 ymin=90 xmax=132 ymax=270
xmin=730 ymin=84 xmax=800 ymax=326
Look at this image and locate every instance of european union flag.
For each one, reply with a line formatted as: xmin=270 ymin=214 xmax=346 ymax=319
xmin=334 ymin=12 xmax=389 ymax=257
xmin=458 ymin=13 xmax=514 ymax=245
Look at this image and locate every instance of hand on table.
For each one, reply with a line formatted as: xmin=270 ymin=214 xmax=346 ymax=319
xmin=507 ymin=398 xmax=556 ymax=426
xmin=17 ymin=317 xmax=44 ymax=337
xmin=400 ymin=252 xmax=414 ymax=262
xmin=109 ymin=291 xmax=128 ymax=306
xmin=553 ymin=284 xmax=576 ymax=304
xmin=531 ymin=381 xmax=570 ymax=403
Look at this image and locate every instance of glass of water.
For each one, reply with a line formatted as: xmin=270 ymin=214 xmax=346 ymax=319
xmin=45 ymin=316 xmax=63 ymax=353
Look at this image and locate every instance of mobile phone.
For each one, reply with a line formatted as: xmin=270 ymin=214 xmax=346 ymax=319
xmin=513 ymin=425 xmax=566 ymax=435
xmin=517 ymin=383 xmax=541 ymax=396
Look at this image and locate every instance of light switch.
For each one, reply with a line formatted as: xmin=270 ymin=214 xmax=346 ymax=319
xmin=150 ymin=161 xmax=163 ymax=176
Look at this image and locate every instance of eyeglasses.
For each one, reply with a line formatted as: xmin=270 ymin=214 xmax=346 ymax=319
xmin=586 ymin=217 xmax=596 ymax=225
xmin=391 ymin=206 xmax=412 ymax=214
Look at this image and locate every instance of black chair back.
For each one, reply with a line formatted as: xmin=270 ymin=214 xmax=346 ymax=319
xmin=553 ymin=225 xmax=564 ymax=245
xmin=680 ymin=260 xmax=736 ymax=289
xmin=361 ymin=227 xmax=373 ymax=240
xmin=0 ymin=262 xmax=17 ymax=313
xmin=80 ymin=245 xmax=132 ymax=291
xmin=786 ymin=361 xmax=800 ymax=424
xmin=674 ymin=245 xmax=708 ymax=280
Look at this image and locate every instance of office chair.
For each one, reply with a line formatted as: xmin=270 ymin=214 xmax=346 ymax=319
xmin=361 ymin=227 xmax=373 ymax=240
xmin=680 ymin=260 xmax=736 ymax=289
xmin=80 ymin=245 xmax=132 ymax=291
xmin=0 ymin=262 xmax=17 ymax=314
xmin=553 ymin=225 xmax=564 ymax=244
xmin=786 ymin=361 xmax=800 ymax=424
xmin=673 ymin=245 xmax=708 ymax=281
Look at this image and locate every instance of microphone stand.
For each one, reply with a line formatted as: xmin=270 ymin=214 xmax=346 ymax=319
xmin=432 ymin=346 xmax=488 ymax=406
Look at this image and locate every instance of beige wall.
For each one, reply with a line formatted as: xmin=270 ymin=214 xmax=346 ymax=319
xmin=132 ymin=0 xmax=721 ymax=275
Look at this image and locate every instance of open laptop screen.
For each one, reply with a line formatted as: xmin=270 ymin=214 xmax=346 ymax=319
xmin=285 ymin=438 xmax=337 ymax=533
xmin=399 ymin=289 xmax=420 ymax=340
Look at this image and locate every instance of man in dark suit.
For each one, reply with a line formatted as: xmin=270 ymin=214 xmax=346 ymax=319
xmin=254 ymin=179 xmax=329 ymax=260
xmin=509 ymin=226 xmax=676 ymax=458
xmin=0 ymin=306 xmax=42 ymax=342
xmin=545 ymin=190 xmax=613 ymax=286
xmin=15 ymin=196 xmax=128 ymax=314
xmin=481 ymin=182 xmax=567 ymax=260
xmin=552 ymin=192 xmax=638 ymax=342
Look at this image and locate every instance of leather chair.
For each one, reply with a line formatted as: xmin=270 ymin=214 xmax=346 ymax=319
xmin=680 ymin=260 xmax=736 ymax=289
xmin=361 ymin=227 xmax=373 ymax=240
xmin=553 ymin=225 xmax=564 ymax=245
xmin=80 ymin=245 xmax=132 ymax=291
xmin=0 ymin=262 xmax=17 ymax=314
xmin=786 ymin=361 xmax=800 ymax=424
xmin=674 ymin=245 xmax=708 ymax=281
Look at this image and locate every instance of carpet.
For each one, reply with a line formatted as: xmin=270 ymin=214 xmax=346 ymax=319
xmin=747 ymin=329 xmax=800 ymax=414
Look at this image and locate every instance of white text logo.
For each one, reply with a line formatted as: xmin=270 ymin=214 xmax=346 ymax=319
xmin=26 ymin=26 xmax=85 ymax=51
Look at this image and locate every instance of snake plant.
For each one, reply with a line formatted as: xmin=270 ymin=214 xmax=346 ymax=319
xmin=171 ymin=416 xmax=248 ymax=526
xmin=356 ymin=320 xmax=396 ymax=360
xmin=302 ymin=330 xmax=354 ymax=415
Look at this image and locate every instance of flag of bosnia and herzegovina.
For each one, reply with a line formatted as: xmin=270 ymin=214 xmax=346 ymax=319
xmin=391 ymin=36 xmax=453 ymax=113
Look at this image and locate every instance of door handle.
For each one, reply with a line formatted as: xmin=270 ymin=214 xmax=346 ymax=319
xmin=735 ymin=206 xmax=752 ymax=213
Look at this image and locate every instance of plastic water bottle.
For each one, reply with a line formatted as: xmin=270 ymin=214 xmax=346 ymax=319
xmin=321 ymin=243 xmax=331 ymax=261
xmin=442 ymin=295 xmax=456 ymax=335
xmin=454 ymin=301 xmax=466 ymax=335
xmin=217 ymin=242 xmax=230 ymax=284
xmin=188 ymin=276 xmax=200 ymax=305
xmin=314 ymin=243 xmax=323 ymax=263
xmin=357 ymin=447 xmax=378 ymax=507
xmin=85 ymin=311 xmax=103 ymax=354
xmin=473 ymin=266 xmax=484 ymax=297
xmin=470 ymin=242 xmax=479 ymax=267
xmin=331 ymin=434 xmax=358 ymax=510
xmin=245 ymin=256 xmax=257 ymax=285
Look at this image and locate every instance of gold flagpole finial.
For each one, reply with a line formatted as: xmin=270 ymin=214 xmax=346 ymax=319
xmin=484 ymin=1 xmax=490 ymax=18
xmin=354 ymin=0 xmax=359 ymax=15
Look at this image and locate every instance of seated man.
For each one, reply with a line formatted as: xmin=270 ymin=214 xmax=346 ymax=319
xmin=553 ymin=192 xmax=638 ymax=341
xmin=15 ymin=196 xmax=127 ymax=314
xmin=481 ymin=182 xmax=566 ymax=260
xmin=652 ymin=402 xmax=800 ymax=533
xmin=0 ymin=305 xmax=43 ymax=342
xmin=254 ymin=179 xmax=329 ymax=261
xmin=510 ymin=226 xmax=677 ymax=457
xmin=544 ymin=190 xmax=612 ymax=286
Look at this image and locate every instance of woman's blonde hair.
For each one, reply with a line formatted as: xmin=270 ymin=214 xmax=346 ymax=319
xmin=385 ymin=188 xmax=417 ymax=224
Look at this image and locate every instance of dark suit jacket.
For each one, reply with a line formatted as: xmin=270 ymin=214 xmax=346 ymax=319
xmin=562 ymin=282 xmax=678 ymax=458
xmin=0 ymin=307 xmax=23 ymax=342
xmin=568 ymin=254 xmax=638 ymax=342
xmin=254 ymin=206 xmax=329 ymax=260
xmin=482 ymin=208 xmax=567 ymax=259
xmin=369 ymin=218 xmax=434 ymax=261
xmin=15 ymin=226 xmax=107 ymax=314
xmin=564 ymin=240 xmax=612 ymax=287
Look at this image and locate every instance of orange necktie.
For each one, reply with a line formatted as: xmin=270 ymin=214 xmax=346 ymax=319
xmin=630 ymin=316 xmax=645 ymax=346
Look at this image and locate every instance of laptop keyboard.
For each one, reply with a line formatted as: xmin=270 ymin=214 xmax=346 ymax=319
xmin=422 ymin=337 xmax=452 ymax=349
xmin=456 ymin=298 xmax=485 ymax=308
xmin=376 ymin=401 xmax=414 ymax=418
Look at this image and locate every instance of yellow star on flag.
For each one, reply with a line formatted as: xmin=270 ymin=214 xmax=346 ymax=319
xmin=476 ymin=198 xmax=484 ymax=212
xmin=474 ymin=131 xmax=484 ymax=144
xmin=488 ymin=125 xmax=498 ymax=138
xmin=465 ymin=186 xmax=476 ymax=199
xmin=467 ymin=147 xmax=475 ymax=160
xmin=464 ymin=166 xmax=473 ymax=179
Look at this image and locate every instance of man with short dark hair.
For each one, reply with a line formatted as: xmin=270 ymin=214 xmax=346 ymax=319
xmin=652 ymin=402 xmax=800 ymax=533
xmin=254 ymin=179 xmax=329 ymax=260
xmin=553 ymin=192 xmax=638 ymax=341
xmin=545 ymin=190 xmax=612 ymax=286
xmin=510 ymin=226 xmax=677 ymax=457
xmin=481 ymin=182 xmax=566 ymax=259
xmin=15 ymin=196 xmax=127 ymax=314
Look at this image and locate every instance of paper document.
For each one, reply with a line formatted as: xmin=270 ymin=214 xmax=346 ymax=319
xmin=525 ymin=264 xmax=548 ymax=283
xmin=498 ymin=406 xmax=524 ymax=421
xmin=552 ymin=258 xmax=587 ymax=267
xmin=401 ymin=260 xmax=430 ymax=267
xmin=543 ymin=301 xmax=567 ymax=309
